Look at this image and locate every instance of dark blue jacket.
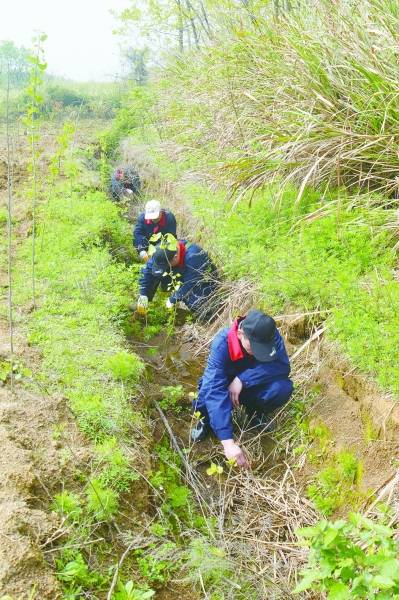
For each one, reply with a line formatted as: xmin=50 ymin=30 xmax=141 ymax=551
xmin=110 ymin=168 xmax=140 ymax=200
xmin=133 ymin=210 xmax=177 ymax=254
xmin=139 ymin=241 xmax=218 ymax=311
xmin=196 ymin=324 xmax=291 ymax=440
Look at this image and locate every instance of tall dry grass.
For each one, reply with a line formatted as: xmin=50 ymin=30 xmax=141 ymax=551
xmin=154 ymin=0 xmax=399 ymax=200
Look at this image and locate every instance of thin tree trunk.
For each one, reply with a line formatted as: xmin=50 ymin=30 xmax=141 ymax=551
xmin=176 ymin=0 xmax=184 ymax=52
xmin=199 ymin=0 xmax=213 ymax=38
xmin=6 ymin=62 xmax=14 ymax=388
xmin=185 ymin=0 xmax=200 ymax=49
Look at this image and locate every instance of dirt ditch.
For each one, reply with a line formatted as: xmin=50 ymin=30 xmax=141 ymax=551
xmin=119 ymin=139 xmax=399 ymax=521
xmin=0 ymin=130 xmax=398 ymax=598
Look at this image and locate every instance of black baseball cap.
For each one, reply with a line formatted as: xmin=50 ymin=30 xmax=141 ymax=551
xmin=151 ymin=247 xmax=177 ymax=277
xmin=241 ymin=310 xmax=277 ymax=362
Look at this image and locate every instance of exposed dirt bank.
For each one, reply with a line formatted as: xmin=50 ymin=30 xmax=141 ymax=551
xmin=0 ymin=141 xmax=92 ymax=598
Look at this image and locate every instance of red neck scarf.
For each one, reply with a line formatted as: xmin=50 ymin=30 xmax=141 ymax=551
xmin=145 ymin=210 xmax=167 ymax=233
xmin=177 ymin=241 xmax=186 ymax=267
xmin=227 ymin=317 xmax=245 ymax=361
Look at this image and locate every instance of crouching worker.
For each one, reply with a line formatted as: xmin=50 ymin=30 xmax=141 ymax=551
xmin=191 ymin=310 xmax=293 ymax=469
xmin=133 ymin=200 xmax=177 ymax=262
xmin=110 ymin=167 xmax=141 ymax=200
xmin=136 ymin=235 xmax=218 ymax=318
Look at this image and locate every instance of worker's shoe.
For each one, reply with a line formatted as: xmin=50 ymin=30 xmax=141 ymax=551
xmin=191 ymin=421 xmax=211 ymax=443
xmin=247 ymin=412 xmax=276 ymax=433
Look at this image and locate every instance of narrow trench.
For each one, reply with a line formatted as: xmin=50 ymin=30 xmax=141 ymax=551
xmin=98 ymin=145 xmax=399 ymax=597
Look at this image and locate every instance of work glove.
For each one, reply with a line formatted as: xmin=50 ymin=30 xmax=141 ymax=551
xmin=139 ymin=250 xmax=149 ymax=262
xmin=165 ymin=298 xmax=175 ymax=310
xmin=136 ymin=295 xmax=149 ymax=315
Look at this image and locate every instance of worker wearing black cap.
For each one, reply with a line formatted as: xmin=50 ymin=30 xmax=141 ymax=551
xmin=191 ymin=310 xmax=293 ymax=468
xmin=136 ymin=235 xmax=218 ymax=317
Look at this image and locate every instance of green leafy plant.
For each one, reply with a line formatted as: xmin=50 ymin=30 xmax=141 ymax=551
xmin=150 ymin=443 xmax=192 ymax=525
xmin=56 ymin=551 xmax=107 ymax=597
xmin=106 ymin=351 xmax=144 ymax=382
xmin=0 ymin=359 xmax=32 ymax=383
xmin=95 ymin=437 xmax=139 ymax=492
xmin=206 ymin=462 xmax=224 ymax=476
xmin=86 ymin=478 xmax=118 ymax=521
xmin=135 ymin=544 xmax=176 ymax=585
xmin=295 ymin=513 xmax=399 ymax=598
xmin=307 ymin=451 xmax=363 ymax=516
xmin=159 ymin=384 xmax=184 ymax=412
xmin=52 ymin=491 xmax=83 ymax=522
xmin=113 ymin=580 xmax=155 ymax=600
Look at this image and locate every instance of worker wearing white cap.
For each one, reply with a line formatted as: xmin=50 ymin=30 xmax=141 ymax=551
xmin=133 ymin=200 xmax=177 ymax=262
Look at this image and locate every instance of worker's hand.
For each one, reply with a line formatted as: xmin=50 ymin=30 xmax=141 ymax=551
xmin=136 ymin=295 xmax=148 ymax=315
xmin=222 ymin=439 xmax=250 ymax=469
xmin=139 ymin=251 xmax=149 ymax=262
xmin=165 ymin=298 xmax=174 ymax=310
xmin=228 ymin=377 xmax=243 ymax=408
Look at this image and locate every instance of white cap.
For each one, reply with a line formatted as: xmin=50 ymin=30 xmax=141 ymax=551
xmin=144 ymin=200 xmax=161 ymax=220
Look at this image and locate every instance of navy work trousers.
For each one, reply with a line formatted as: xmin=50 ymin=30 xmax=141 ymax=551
xmin=194 ymin=378 xmax=293 ymax=427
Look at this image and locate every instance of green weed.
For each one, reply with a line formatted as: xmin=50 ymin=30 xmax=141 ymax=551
xmin=159 ymin=384 xmax=184 ymax=412
xmin=86 ymin=478 xmax=118 ymax=521
xmin=296 ymin=512 xmax=399 ymax=598
xmin=113 ymin=581 xmax=155 ymax=600
xmin=362 ymin=411 xmax=380 ymax=443
xmin=307 ymin=420 xmax=333 ymax=464
xmin=95 ymin=437 xmax=139 ymax=492
xmin=56 ymin=550 xmax=108 ymax=598
xmin=0 ymin=359 xmax=32 ymax=383
xmin=106 ymin=351 xmax=144 ymax=382
xmin=307 ymin=451 xmax=363 ymax=516
xmin=52 ymin=491 xmax=83 ymax=522
xmin=135 ymin=543 xmax=177 ymax=585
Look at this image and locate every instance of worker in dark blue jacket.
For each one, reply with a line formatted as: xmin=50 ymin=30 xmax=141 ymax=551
xmin=110 ymin=166 xmax=141 ymax=200
xmin=191 ymin=310 xmax=293 ymax=468
xmin=136 ymin=236 xmax=218 ymax=318
xmin=133 ymin=200 xmax=177 ymax=262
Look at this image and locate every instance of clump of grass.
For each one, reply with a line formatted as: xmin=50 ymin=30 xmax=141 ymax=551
xmin=86 ymin=478 xmax=118 ymax=521
xmin=149 ymin=0 xmax=399 ymax=198
xmin=106 ymin=351 xmax=144 ymax=382
xmin=52 ymin=490 xmax=83 ymax=522
xmin=307 ymin=450 xmax=363 ymax=516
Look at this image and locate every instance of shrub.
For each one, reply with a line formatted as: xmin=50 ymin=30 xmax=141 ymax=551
xmin=296 ymin=513 xmax=399 ymax=598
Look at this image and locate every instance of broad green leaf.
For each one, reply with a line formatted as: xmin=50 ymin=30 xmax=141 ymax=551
xmin=323 ymin=528 xmax=339 ymax=547
xmin=294 ymin=572 xmax=318 ymax=593
xmin=380 ymin=559 xmax=399 ymax=581
xmin=327 ymin=582 xmax=351 ymax=600
xmin=371 ymin=575 xmax=395 ymax=589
